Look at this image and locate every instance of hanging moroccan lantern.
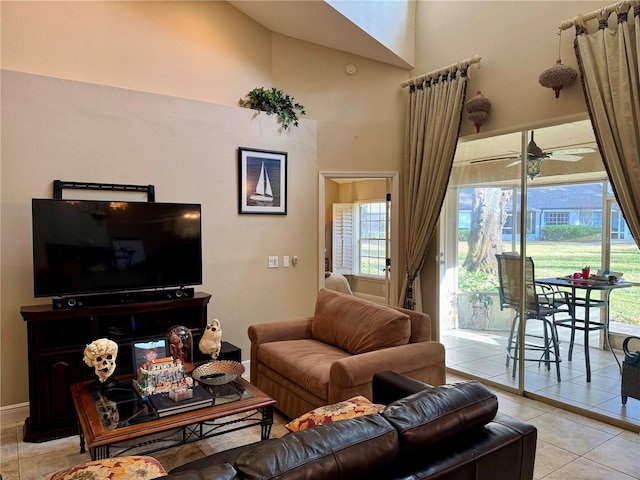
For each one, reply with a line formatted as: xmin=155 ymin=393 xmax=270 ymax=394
xmin=539 ymin=59 xmax=577 ymax=98
xmin=539 ymin=29 xmax=577 ymax=99
xmin=466 ymin=91 xmax=491 ymax=133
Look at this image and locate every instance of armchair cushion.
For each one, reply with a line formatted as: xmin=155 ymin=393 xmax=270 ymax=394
xmin=257 ymin=339 xmax=350 ymax=400
xmin=311 ymin=289 xmax=411 ymax=354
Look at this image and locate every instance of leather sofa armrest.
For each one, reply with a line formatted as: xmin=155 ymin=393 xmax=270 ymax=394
xmin=372 ymin=371 xmax=434 ymax=404
xmin=248 ymin=317 xmax=313 ymax=385
xmin=382 ymin=380 xmax=498 ymax=449
xmin=327 ymin=342 xmax=445 ymax=403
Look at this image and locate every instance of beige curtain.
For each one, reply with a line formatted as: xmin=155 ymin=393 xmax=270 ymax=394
xmin=401 ymin=62 xmax=470 ymax=309
xmin=573 ymin=2 xmax=640 ymax=246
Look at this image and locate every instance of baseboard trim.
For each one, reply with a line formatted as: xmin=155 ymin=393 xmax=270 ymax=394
xmin=1 ymin=402 xmax=29 ymax=426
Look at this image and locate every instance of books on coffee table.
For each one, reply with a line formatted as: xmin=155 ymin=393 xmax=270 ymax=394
xmin=147 ymin=385 xmax=213 ymax=417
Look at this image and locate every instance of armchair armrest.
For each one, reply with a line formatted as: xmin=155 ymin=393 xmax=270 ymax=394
xmin=327 ymin=341 xmax=445 ymax=403
xmin=248 ymin=317 xmax=314 ymax=345
xmin=248 ymin=317 xmax=313 ymax=385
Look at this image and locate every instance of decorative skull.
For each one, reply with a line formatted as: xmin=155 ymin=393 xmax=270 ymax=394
xmin=83 ymin=338 xmax=118 ymax=382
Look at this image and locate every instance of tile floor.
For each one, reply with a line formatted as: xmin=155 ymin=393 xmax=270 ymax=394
xmin=1 ymin=370 xmax=639 ymax=479
xmin=442 ymin=324 xmax=640 ymax=429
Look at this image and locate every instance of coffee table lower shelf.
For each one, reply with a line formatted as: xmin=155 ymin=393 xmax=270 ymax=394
xmin=71 ymin=377 xmax=276 ymax=461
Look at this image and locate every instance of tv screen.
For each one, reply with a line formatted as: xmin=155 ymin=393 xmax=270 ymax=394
xmin=32 ymin=199 xmax=202 ymax=297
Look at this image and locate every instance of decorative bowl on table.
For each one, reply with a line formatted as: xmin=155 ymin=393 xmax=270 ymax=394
xmin=192 ymin=360 xmax=245 ymax=386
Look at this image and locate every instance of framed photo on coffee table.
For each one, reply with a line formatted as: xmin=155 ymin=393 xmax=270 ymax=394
xmin=132 ymin=338 xmax=169 ymax=379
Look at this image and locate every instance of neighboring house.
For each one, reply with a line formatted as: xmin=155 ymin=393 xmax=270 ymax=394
xmin=458 ymin=183 xmax=630 ymax=241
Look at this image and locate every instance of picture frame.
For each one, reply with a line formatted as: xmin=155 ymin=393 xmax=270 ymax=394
xmin=132 ymin=338 xmax=169 ymax=379
xmin=238 ymin=147 xmax=287 ymax=215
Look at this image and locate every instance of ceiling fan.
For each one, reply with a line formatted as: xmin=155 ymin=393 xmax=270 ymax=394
xmin=470 ymin=131 xmax=596 ymax=179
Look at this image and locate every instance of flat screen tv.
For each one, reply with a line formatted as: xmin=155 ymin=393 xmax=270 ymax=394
xmin=31 ymin=199 xmax=202 ymax=298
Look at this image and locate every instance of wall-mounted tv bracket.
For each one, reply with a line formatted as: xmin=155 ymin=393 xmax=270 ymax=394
xmin=53 ymin=180 xmax=156 ymax=202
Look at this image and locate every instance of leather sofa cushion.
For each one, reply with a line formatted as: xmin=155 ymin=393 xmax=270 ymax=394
xmin=311 ymin=289 xmax=411 ymax=354
xmin=234 ymin=414 xmax=399 ymax=480
xmin=381 ymin=380 xmax=498 ymax=450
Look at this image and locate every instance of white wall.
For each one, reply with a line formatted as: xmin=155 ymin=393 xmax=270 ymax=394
xmin=0 ymin=1 xmax=322 ymax=410
xmin=1 ymin=69 xmax=318 ymax=408
xmin=415 ymin=1 xmax=613 ymax=138
xmin=0 ymin=1 xmax=273 ymax=106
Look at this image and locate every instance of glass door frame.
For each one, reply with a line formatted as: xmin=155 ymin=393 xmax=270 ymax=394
xmin=439 ymin=123 xmax=640 ymax=432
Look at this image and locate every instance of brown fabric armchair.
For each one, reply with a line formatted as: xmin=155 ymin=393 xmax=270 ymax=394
xmin=248 ymin=288 xmax=446 ymax=419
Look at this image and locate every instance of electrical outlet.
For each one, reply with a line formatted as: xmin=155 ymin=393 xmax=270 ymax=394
xmin=268 ymin=256 xmax=278 ymax=268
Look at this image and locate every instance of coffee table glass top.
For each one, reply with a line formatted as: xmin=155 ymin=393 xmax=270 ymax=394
xmin=90 ymin=380 xmax=256 ymax=430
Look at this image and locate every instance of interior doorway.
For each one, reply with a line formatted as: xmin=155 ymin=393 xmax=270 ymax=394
xmin=318 ymin=172 xmax=399 ymax=305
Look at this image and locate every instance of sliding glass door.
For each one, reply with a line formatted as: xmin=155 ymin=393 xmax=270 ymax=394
xmin=439 ymin=119 xmax=640 ymax=430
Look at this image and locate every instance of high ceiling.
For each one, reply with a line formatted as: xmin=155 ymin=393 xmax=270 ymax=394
xmin=227 ymin=2 xmax=598 ymax=171
xmin=227 ymin=1 xmax=413 ymax=68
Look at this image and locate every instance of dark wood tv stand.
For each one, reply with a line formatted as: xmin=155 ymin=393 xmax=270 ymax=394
xmin=20 ymin=291 xmax=212 ymax=443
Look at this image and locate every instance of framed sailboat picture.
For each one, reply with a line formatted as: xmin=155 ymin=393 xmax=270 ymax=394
xmin=238 ymin=147 xmax=287 ymax=215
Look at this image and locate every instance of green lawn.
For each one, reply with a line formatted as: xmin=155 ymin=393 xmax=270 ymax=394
xmin=458 ymin=241 xmax=640 ymax=325
xmin=528 ymin=242 xmax=640 ymax=324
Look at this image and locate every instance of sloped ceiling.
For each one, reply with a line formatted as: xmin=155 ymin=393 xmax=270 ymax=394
xmin=227 ymin=0 xmax=413 ymax=69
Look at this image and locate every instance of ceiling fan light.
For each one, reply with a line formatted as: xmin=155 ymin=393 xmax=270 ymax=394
xmin=526 ymin=158 xmax=544 ymax=179
xmin=465 ymin=91 xmax=491 ymax=133
xmin=539 ymin=59 xmax=578 ymax=99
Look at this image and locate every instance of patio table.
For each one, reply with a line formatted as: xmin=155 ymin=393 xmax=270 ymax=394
xmin=536 ymin=276 xmax=632 ymax=382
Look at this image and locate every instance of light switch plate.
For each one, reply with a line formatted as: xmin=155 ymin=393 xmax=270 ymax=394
xmin=268 ymin=256 xmax=278 ymax=268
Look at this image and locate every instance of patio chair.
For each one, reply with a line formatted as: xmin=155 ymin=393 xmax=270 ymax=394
xmin=496 ymin=253 xmax=565 ymax=382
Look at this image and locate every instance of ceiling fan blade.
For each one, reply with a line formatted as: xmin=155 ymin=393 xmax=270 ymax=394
xmin=550 ymin=147 xmax=595 ymax=155
xmin=507 ymin=160 xmax=521 ymax=167
xmin=547 ymin=154 xmax=583 ymax=162
xmin=469 ymin=155 xmax=519 ymax=165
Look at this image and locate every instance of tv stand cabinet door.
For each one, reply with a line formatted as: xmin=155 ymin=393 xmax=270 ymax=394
xmin=20 ymin=292 xmax=211 ymax=443
xmin=23 ymin=350 xmax=88 ymax=442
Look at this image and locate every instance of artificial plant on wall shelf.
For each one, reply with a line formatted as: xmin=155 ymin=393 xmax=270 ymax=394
xmin=239 ymin=87 xmax=306 ymax=130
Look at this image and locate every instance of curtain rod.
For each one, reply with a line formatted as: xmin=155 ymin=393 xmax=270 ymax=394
xmin=400 ymin=54 xmax=482 ymax=88
xmin=559 ymin=0 xmax=638 ymax=31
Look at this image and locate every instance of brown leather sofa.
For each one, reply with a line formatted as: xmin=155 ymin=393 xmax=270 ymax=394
xmin=248 ymin=288 xmax=446 ymax=419
xmin=166 ymin=371 xmax=537 ymax=480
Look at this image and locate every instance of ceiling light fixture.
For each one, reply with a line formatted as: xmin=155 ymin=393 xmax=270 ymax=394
xmin=526 ymin=157 xmax=544 ymax=179
xmin=525 ymin=132 xmax=546 ymax=179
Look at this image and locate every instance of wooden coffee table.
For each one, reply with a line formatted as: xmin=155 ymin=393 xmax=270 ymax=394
xmin=71 ymin=376 xmax=276 ymax=460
